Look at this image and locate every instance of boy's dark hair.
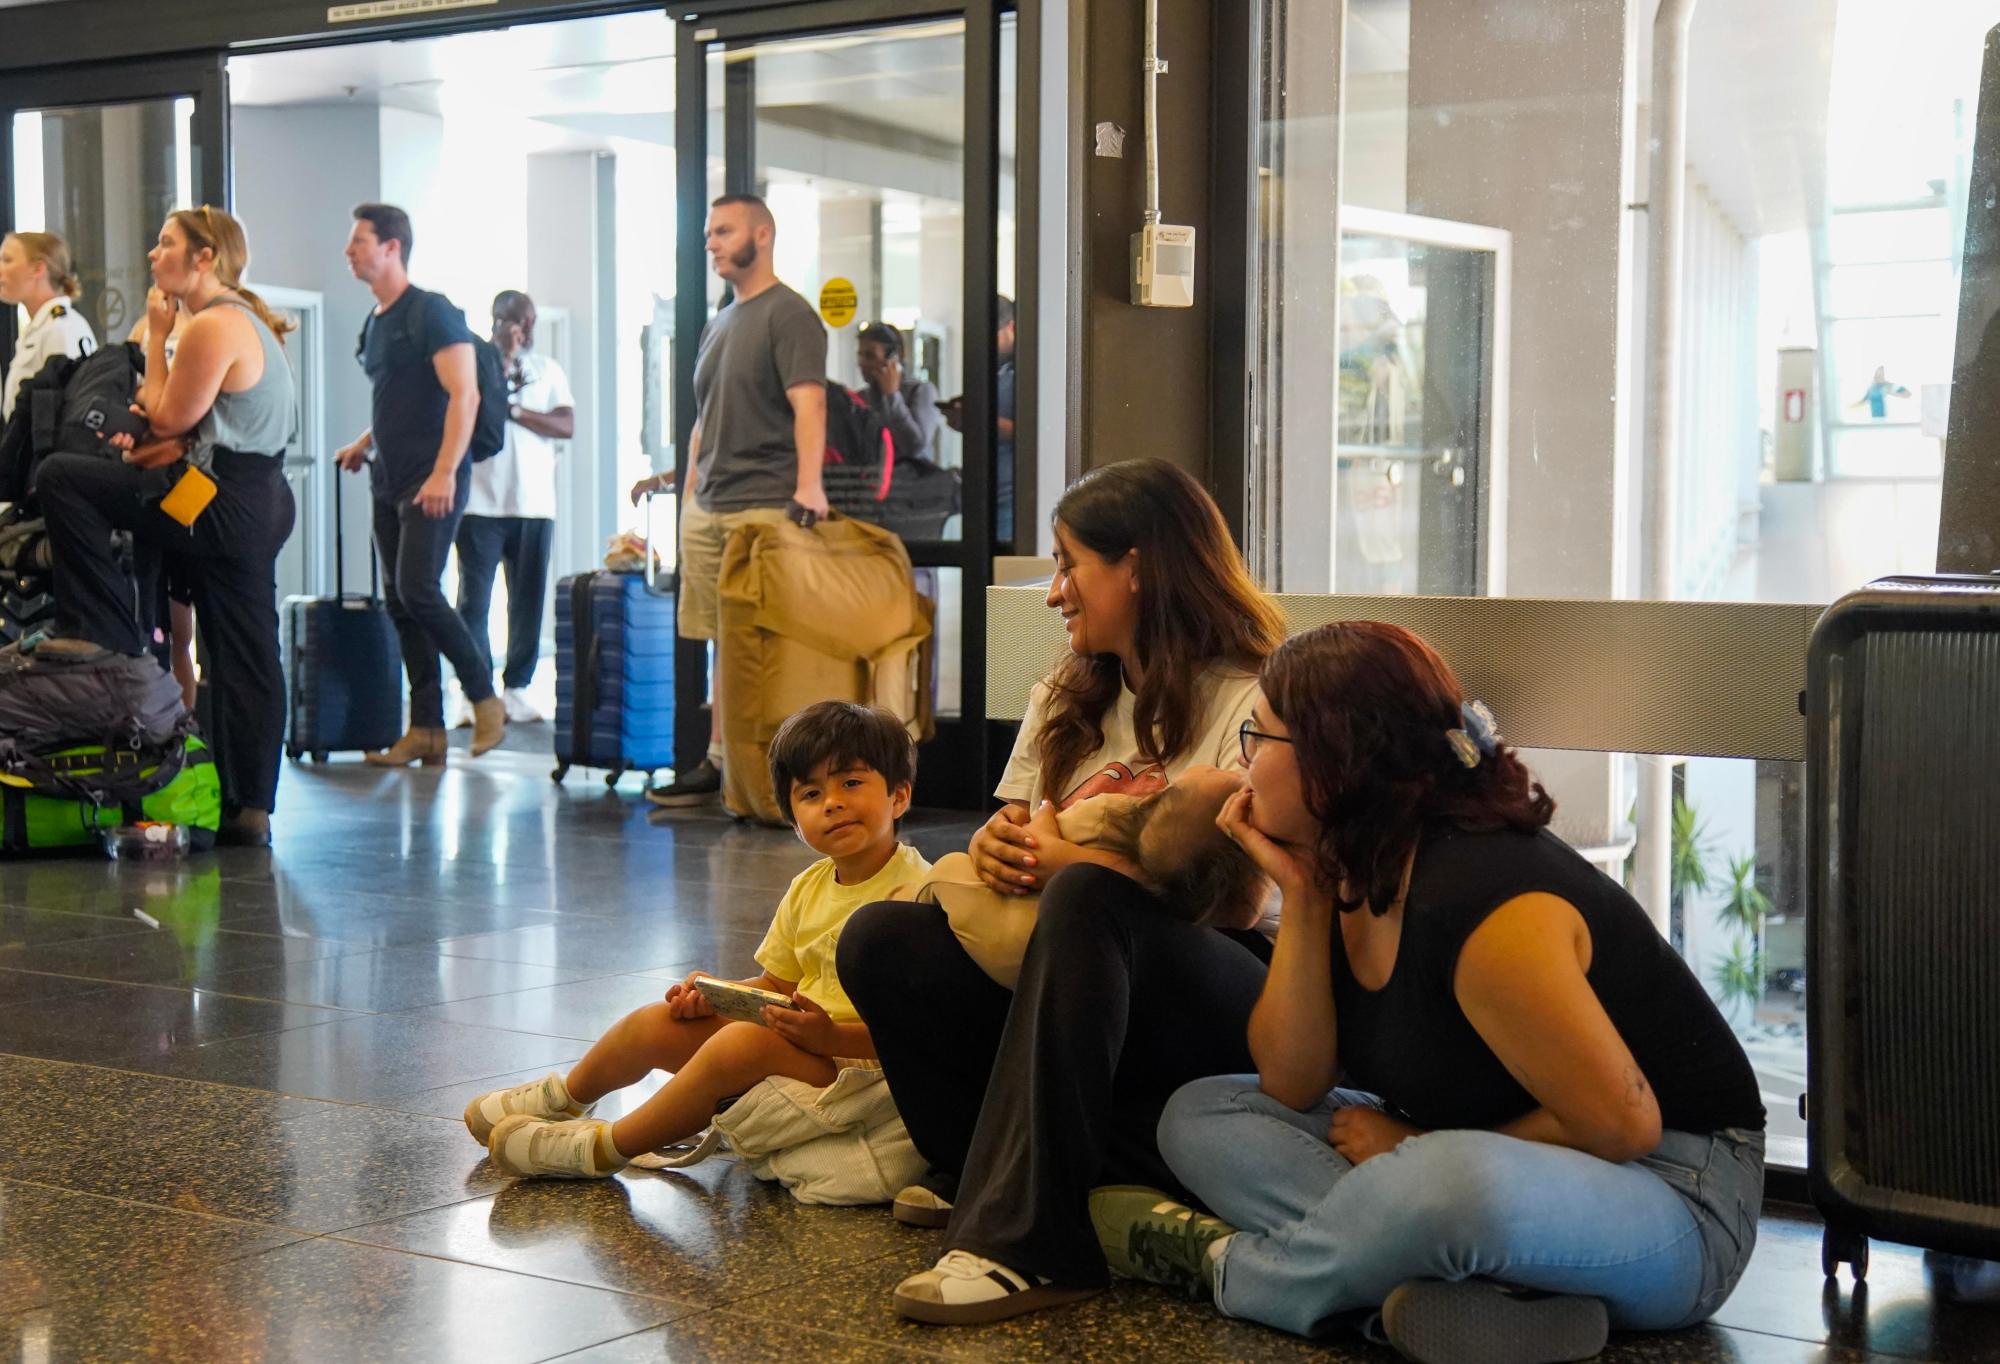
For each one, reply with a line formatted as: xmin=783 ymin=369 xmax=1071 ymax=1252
xmin=352 ymin=202 xmax=414 ymax=264
xmin=768 ymin=701 xmax=917 ymax=827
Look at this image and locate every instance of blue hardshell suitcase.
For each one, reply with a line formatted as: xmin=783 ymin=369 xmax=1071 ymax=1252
xmin=552 ymin=570 xmax=675 ymax=789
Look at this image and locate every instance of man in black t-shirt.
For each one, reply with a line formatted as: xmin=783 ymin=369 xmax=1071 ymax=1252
xmin=336 ymin=202 xmax=503 ymax=764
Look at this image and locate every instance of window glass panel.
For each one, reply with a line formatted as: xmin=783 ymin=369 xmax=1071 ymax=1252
xmin=1825 ymin=260 xmax=1954 ymax=319
xmin=1251 ymin=1 xmax=1996 ymax=1176
xmin=1826 ymin=207 xmax=1951 ymax=264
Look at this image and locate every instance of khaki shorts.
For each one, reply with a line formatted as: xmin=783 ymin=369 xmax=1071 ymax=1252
xmin=678 ymin=500 xmax=788 ymax=640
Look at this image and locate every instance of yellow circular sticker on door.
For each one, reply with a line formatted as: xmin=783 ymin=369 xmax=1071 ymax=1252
xmin=819 ymin=277 xmax=858 ymax=328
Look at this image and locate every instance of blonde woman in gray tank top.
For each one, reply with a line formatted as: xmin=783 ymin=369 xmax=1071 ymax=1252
xmin=35 ymin=206 xmax=298 ymax=848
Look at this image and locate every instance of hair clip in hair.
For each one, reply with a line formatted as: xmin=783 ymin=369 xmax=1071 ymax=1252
xmin=1446 ymin=700 xmax=1500 ymax=769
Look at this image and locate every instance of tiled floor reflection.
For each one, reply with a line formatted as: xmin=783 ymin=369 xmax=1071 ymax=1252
xmin=0 ymin=748 xmax=1989 ymax=1361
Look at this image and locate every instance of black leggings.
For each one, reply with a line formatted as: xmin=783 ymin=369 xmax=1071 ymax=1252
xmin=39 ymin=448 xmax=294 ymax=813
xmin=837 ymin=863 xmax=1272 ymax=1285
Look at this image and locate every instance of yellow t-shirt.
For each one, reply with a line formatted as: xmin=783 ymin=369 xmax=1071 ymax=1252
xmin=754 ymin=842 xmax=932 ymax=1021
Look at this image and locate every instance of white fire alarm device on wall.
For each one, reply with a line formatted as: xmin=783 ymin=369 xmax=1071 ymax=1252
xmin=1131 ymin=222 xmax=1196 ymax=308
xmin=1130 ymin=0 xmax=1192 ymax=307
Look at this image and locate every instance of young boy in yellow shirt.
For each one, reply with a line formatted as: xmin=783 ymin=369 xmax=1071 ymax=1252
xmin=468 ymin=700 xmax=931 ymax=1177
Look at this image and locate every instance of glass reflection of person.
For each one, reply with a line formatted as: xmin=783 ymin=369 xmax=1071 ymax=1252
xmin=938 ymin=296 xmax=1016 ymax=543
xmin=1852 ymin=365 xmax=1911 ymax=420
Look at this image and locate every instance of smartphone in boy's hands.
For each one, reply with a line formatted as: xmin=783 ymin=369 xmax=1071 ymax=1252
xmin=693 ymin=974 xmax=803 ymax=1027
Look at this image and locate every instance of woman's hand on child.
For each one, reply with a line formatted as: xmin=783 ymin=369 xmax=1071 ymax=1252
xmin=1016 ymin=801 xmax=1099 ymax=881
xmin=1328 ymin=1106 xmax=1426 ymax=1166
xmin=1217 ymin=787 xmax=1321 ymax=903
xmin=969 ymin=803 xmax=1039 ymax=896
xmin=665 ymin=971 xmax=716 ymax=1020
xmin=764 ymin=991 xmax=838 ymax=1055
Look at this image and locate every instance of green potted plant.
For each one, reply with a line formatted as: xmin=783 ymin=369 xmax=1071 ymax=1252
xmin=1712 ymin=937 xmax=1766 ymax=1026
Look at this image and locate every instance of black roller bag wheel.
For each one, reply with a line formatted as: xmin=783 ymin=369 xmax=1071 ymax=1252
xmin=1804 ymin=574 xmax=2000 ymax=1283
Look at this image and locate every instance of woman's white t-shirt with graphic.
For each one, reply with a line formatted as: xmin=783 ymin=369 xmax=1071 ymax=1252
xmin=994 ymin=664 xmax=1263 ymax=810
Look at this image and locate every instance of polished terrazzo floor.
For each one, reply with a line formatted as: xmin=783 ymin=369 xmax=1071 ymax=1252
xmin=0 ymin=737 xmax=1993 ymax=1362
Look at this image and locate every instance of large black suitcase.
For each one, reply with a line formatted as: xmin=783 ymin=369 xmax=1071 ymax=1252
xmin=282 ymin=458 xmax=402 ymax=762
xmin=1805 ymin=574 xmax=2000 ymax=1281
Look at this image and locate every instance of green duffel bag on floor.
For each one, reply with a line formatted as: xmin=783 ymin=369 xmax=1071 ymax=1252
xmin=0 ymin=733 xmax=221 ymax=854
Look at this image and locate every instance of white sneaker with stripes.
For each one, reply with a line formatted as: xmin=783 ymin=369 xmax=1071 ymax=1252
xmin=892 ymin=1250 xmax=1100 ymax=1325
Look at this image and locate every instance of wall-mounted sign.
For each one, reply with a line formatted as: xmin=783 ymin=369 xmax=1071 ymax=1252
xmin=819 ymin=278 xmax=858 ymax=328
xmin=329 ymin=0 xmax=498 ymax=23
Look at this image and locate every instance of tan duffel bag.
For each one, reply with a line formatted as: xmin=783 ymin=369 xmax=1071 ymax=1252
xmin=717 ymin=514 xmax=934 ymax=824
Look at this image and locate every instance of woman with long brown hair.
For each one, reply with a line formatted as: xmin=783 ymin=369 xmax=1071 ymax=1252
xmin=1093 ymin=622 xmax=1765 ymax=1363
xmin=838 ymin=458 xmax=1289 ymax=1324
xmin=36 ymin=205 xmax=298 ymax=846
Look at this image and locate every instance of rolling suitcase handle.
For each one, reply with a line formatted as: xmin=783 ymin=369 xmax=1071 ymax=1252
xmin=642 ymin=488 xmax=678 ymax=596
xmin=330 ymin=441 xmax=381 ymax=606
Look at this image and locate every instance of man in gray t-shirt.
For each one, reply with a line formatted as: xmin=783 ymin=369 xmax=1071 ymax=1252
xmin=633 ymin=194 xmax=829 ymax=807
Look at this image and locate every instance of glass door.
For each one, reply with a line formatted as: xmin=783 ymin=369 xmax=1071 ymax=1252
xmin=674 ymin=1 xmax=1004 ymax=808
xmin=1334 ymin=206 xmax=1511 ymax=596
xmin=0 ymin=56 xmax=229 ymax=373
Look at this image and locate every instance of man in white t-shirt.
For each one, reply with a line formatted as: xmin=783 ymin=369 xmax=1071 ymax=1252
xmin=456 ymin=290 xmax=575 ymax=723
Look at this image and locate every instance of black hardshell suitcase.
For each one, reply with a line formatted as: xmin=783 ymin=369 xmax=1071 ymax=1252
xmin=1804 ymin=574 xmax=2000 ymax=1281
xmin=282 ymin=456 xmax=402 ymax=762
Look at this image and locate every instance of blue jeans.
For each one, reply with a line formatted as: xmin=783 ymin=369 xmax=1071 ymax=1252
xmin=1159 ymin=1076 xmax=1765 ymax=1340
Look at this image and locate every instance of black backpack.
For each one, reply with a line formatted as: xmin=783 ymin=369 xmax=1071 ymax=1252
xmin=822 ymin=380 xmax=896 ymax=497
xmin=359 ymin=289 xmax=509 ymax=462
xmin=52 ymin=344 xmax=147 ymax=462
xmin=821 ymin=381 xmax=963 ymax=541
xmin=0 ymin=343 xmax=144 ymax=505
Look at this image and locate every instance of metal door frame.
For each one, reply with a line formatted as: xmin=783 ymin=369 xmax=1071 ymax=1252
xmin=0 ymin=53 xmax=230 ymax=373
xmin=675 ymin=0 xmax=1002 ymax=808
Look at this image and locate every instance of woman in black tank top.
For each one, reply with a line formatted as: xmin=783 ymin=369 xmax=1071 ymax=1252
xmin=1089 ymin=622 xmax=1766 ymax=1363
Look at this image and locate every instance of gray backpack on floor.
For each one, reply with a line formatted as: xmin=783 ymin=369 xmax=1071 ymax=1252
xmin=0 ymin=646 xmax=187 ymax=748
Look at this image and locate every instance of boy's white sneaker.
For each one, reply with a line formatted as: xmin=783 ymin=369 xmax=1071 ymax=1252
xmin=464 ymin=1072 xmax=591 ymax=1144
xmin=502 ymin=688 xmax=543 ymax=724
xmin=487 ymin=1115 xmax=628 ymax=1179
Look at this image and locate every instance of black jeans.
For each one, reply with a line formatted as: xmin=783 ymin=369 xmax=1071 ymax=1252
xmin=39 ymin=448 xmax=295 ymax=813
xmin=373 ymin=493 xmax=494 ymax=728
xmin=838 ymin=863 xmax=1273 ymax=1285
xmin=454 ymin=514 xmax=552 ymax=691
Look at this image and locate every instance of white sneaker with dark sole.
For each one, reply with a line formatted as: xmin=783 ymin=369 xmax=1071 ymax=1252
xmin=1380 ymin=1279 xmax=1609 ymax=1364
xmin=893 ymin=1185 xmax=954 ymax=1228
xmin=892 ymin=1250 xmax=1100 ymax=1326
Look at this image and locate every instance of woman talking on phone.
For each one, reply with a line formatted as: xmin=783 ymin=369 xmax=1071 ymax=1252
xmin=35 ymin=205 xmax=298 ymax=847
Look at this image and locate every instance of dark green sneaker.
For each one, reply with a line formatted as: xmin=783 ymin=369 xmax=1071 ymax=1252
xmin=1087 ymin=1185 xmax=1236 ymax=1299
xmin=1381 ymin=1279 xmax=1608 ymax=1364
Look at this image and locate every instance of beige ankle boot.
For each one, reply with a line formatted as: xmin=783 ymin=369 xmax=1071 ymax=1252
xmin=366 ymin=727 xmax=447 ymax=767
xmin=470 ymin=696 xmax=507 ymax=757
